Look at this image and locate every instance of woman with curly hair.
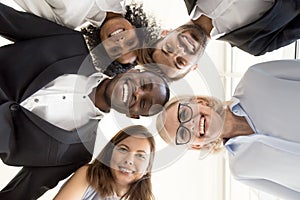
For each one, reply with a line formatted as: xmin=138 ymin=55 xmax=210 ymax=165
xmin=81 ymin=3 xmax=160 ymax=76
xmin=13 ymin=0 xmax=160 ymax=76
xmin=54 ymin=125 xmax=156 ymax=200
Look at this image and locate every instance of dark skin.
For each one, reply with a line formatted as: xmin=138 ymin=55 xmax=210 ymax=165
xmin=93 ymin=70 xmax=168 ymax=119
xmin=106 ymin=12 xmax=123 ymax=20
xmin=94 ymin=78 xmax=111 ymax=113
xmin=192 ymin=15 xmax=213 ymax=38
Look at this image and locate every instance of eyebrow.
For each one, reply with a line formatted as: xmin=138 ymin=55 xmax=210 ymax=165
xmin=146 ymin=79 xmax=153 ymax=90
xmin=118 ymin=144 xmax=147 ymax=153
xmin=148 ymin=99 xmax=153 ymax=112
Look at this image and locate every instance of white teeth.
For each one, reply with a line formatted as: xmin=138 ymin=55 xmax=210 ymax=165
xmin=119 ymin=167 xmax=133 ymax=173
xmin=110 ymin=29 xmax=124 ymax=36
xmin=122 ymin=83 xmax=129 ymax=103
xmin=200 ymin=116 xmax=205 ymax=136
xmin=183 ymin=35 xmax=195 ymax=52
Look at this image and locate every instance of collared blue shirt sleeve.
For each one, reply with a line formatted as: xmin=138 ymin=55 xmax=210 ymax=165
xmin=225 ymin=134 xmax=300 ymax=200
xmin=225 ymin=60 xmax=300 ymax=200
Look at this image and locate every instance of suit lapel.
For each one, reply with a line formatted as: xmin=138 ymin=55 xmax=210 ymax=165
xmin=21 ymin=55 xmax=88 ymax=102
xmin=218 ymin=0 xmax=300 ymax=55
xmin=184 ymin=0 xmax=197 ymax=14
xmin=23 ymin=107 xmax=98 ymax=144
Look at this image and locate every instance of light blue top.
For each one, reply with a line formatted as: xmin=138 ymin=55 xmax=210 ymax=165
xmin=225 ymin=60 xmax=300 ymax=200
xmin=82 ymin=186 xmax=120 ymax=200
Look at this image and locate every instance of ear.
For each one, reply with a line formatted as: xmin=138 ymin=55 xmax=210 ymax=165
xmin=127 ymin=113 xmax=140 ymax=119
xmin=160 ymin=29 xmax=171 ymax=37
xmin=191 ymin=64 xmax=198 ymax=71
xmin=195 ymin=97 xmax=209 ymax=106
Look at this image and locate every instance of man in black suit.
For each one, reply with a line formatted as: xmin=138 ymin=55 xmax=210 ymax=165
xmin=139 ymin=0 xmax=300 ymax=81
xmin=0 ymin=3 xmax=170 ymax=199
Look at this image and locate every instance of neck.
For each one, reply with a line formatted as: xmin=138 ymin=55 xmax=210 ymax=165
xmin=114 ymin=184 xmax=129 ymax=197
xmin=221 ymin=105 xmax=254 ymax=139
xmin=94 ymin=78 xmax=111 ymax=112
xmin=192 ymin=15 xmax=213 ymax=38
xmin=106 ymin=12 xmax=123 ymax=20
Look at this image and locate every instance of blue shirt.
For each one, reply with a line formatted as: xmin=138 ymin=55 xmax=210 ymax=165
xmin=225 ymin=60 xmax=300 ymax=200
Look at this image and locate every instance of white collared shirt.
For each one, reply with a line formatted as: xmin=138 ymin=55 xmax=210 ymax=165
xmin=190 ymin=0 xmax=275 ymax=39
xmin=13 ymin=0 xmax=126 ymax=28
xmin=21 ymin=73 xmax=108 ymax=131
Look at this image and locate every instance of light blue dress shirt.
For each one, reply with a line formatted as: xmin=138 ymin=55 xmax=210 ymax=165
xmin=225 ymin=60 xmax=300 ymax=200
xmin=82 ymin=186 xmax=120 ymax=200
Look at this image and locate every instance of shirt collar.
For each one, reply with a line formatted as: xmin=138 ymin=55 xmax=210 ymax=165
xmin=229 ymin=97 xmax=257 ymax=133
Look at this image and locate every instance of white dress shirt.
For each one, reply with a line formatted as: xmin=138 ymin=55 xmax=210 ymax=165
xmin=21 ymin=73 xmax=107 ymax=131
xmin=13 ymin=0 xmax=126 ymax=28
xmin=225 ymin=60 xmax=300 ymax=200
xmin=190 ymin=0 xmax=275 ymax=38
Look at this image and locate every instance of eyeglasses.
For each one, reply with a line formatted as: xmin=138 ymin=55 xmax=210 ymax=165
xmin=175 ymin=103 xmax=193 ymax=145
xmin=175 ymin=102 xmax=219 ymax=160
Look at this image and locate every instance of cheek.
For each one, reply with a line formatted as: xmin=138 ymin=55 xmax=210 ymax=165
xmin=110 ymin=152 xmax=123 ymax=167
xmin=99 ymin=28 xmax=107 ymax=41
xmin=135 ymin=160 xmax=150 ymax=174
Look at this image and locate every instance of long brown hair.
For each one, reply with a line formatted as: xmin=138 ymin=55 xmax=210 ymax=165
xmin=86 ymin=125 xmax=156 ymax=200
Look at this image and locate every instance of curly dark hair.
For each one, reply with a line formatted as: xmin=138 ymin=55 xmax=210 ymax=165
xmin=81 ymin=3 xmax=160 ymax=77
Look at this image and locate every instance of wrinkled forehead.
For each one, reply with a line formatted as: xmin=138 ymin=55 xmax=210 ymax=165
xmin=162 ymin=104 xmax=179 ymax=142
xmin=164 ymin=102 xmax=180 ymax=131
xmin=141 ymin=69 xmax=166 ymax=82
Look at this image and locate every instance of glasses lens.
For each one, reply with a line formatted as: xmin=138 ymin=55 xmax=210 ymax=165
xmin=176 ymin=126 xmax=191 ymax=145
xmin=178 ymin=103 xmax=192 ymax=123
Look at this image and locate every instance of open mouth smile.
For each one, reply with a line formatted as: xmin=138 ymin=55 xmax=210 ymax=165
xmin=109 ymin=28 xmax=125 ymax=37
xmin=122 ymin=81 xmax=129 ymax=104
xmin=119 ymin=166 xmax=134 ymax=174
xmin=199 ymin=115 xmax=206 ymax=136
xmin=181 ymin=34 xmax=195 ymax=54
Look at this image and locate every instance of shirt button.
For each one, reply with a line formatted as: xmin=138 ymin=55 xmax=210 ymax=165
xmin=10 ymin=103 xmax=19 ymax=111
xmin=83 ymin=96 xmax=86 ymax=99
xmin=62 ymin=96 xmax=66 ymax=99
xmin=34 ymin=98 xmax=39 ymax=103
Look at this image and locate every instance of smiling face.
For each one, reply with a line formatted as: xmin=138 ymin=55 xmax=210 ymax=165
xmin=110 ymin=135 xmax=151 ymax=188
xmin=161 ymin=97 xmax=225 ymax=148
xmin=100 ymin=17 xmax=139 ymax=64
xmin=151 ymin=24 xmax=207 ymax=79
xmin=105 ymin=70 xmax=169 ymax=118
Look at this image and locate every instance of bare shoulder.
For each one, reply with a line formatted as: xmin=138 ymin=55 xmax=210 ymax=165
xmin=54 ymin=165 xmax=90 ymax=200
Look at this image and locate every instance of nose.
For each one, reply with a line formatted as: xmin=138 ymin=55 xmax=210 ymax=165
xmin=176 ymin=45 xmax=185 ymax=55
xmin=115 ymin=36 xmax=125 ymax=43
xmin=124 ymin=154 xmax=134 ymax=165
xmin=184 ymin=118 xmax=197 ymax=135
xmin=134 ymin=86 xmax=146 ymax=98
xmin=125 ymin=160 xmax=133 ymax=165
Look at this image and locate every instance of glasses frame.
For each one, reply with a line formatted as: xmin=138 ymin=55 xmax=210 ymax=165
xmin=175 ymin=103 xmax=193 ymax=145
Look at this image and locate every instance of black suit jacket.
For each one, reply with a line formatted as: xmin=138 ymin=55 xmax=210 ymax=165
xmin=0 ymin=3 xmax=98 ymax=199
xmin=183 ymin=0 xmax=300 ymax=55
